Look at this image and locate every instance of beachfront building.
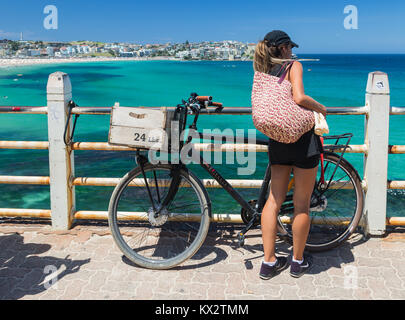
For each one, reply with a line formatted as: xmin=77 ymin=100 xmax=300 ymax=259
xmin=28 ymin=49 xmax=41 ymax=57
xmin=82 ymin=45 xmax=91 ymax=54
xmin=0 ymin=38 xmax=253 ymax=61
xmin=119 ymin=48 xmax=135 ymax=57
xmin=139 ymin=49 xmax=153 ymax=57
xmin=137 ymin=49 xmax=154 ymax=57
xmin=214 ymin=47 xmax=229 ymax=60
xmin=46 ymin=47 xmax=54 ymax=56
xmin=0 ymin=42 xmax=6 ymax=56
xmin=120 ymin=52 xmax=134 ymax=57
xmin=74 ymin=45 xmax=90 ymax=54
xmin=190 ymin=48 xmax=202 ymax=59
xmin=15 ymin=48 xmax=27 ymax=57
xmin=175 ymin=50 xmax=191 ymax=59
xmin=59 ymin=47 xmax=69 ymax=56
xmin=246 ymin=43 xmax=256 ymax=57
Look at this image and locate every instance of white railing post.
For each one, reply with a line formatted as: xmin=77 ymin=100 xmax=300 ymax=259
xmin=363 ymin=71 xmax=390 ymax=236
xmin=47 ymin=72 xmax=75 ymax=230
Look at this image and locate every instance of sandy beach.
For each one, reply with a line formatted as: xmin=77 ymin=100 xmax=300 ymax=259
xmin=0 ymin=56 xmax=180 ymax=68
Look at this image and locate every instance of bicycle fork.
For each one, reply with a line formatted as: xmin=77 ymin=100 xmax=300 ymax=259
xmin=135 ymin=150 xmax=182 ymax=217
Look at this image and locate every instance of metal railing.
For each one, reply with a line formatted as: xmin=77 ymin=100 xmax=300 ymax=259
xmin=0 ymin=71 xmax=405 ymax=234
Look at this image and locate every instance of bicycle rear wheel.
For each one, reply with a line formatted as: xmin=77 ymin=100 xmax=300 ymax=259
xmin=108 ymin=163 xmax=211 ymax=269
xmin=277 ymin=151 xmax=364 ymax=252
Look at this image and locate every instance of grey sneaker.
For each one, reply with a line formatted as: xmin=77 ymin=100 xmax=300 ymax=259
xmin=289 ymin=254 xmax=313 ymax=278
xmin=259 ymin=256 xmax=289 ymax=280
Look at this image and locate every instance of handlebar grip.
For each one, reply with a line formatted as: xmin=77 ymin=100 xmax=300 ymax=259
xmin=210 ymin=102 xmax=223 ymax=108
xmin=196 ymin=96 xmax=212 ymax=102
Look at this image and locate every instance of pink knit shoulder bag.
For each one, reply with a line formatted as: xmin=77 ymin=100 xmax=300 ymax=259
xmin=251 ymin=61 xmax=314 ymax=143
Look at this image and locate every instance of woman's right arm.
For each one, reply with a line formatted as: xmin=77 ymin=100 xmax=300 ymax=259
xmin=289 ymin=61 xmax=327 ymax=116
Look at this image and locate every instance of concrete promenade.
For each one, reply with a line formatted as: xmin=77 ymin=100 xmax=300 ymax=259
xmin=1 ymin=221 xmax=405 ymax=300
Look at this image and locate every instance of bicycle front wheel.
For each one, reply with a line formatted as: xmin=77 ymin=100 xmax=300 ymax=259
xmin=278 ymin=151 xmax=364 ymax=252
xmin=108 ymin=163 xmax=211 ymax=269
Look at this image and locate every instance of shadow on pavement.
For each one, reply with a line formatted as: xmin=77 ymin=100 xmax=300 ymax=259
xmin=0 ymin=233 xmax=90 ymax=300
xmin=118 ymin=222 xmax=370 ymax=273
xmin=120 ymin=225 xmax=229 ymax=270
xmin=121 ymin=244 xmax=229 ymax=271
xmin=212 ymin=224 xmax=369 ymax=275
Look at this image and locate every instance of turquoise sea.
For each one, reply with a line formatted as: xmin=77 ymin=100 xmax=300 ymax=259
xmin=0 ymin=55 xmax=404 ymax=217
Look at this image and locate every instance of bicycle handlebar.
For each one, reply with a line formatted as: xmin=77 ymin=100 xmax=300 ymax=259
xmin=180 ymin=93 xmax=224 ymax=114
xmin=195 ymin=96 xmax=212 ymax=102
xmin=209 ymin=102 xmax=222 ymax=108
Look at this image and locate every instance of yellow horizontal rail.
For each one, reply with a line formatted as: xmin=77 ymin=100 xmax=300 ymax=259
xmin=386 ymin=217 xmax=405 ymax=226
xmin=75 ymin=211 xmax=356 ymax=226
xmin=1 ymin=208 xmax=404 ymax=226
xmin=0 ymin=175 xmax=365 ymax=190
xmin=0 ymin=175 xmax=50 ymax=185
xmin=0 ymin=105 xmax=373 ymax=115
xmin=0 ymin=208 xmax=51 ymax=218
xmin=0 ymin=140 xmax=370 ymax=153
xmin=0 ymin=141 xmax=49 ymax=149
xmin=389 ymin=145 xmax=405 ymax=154
xmin=0 ymin=140 xmax=401 ymax=155
xmin=387 ymin=181 xmax=405 ymax=189
xmin=2 ymin=175 xmax=405 ymax=191
xmin=74 ymin=210 xmax=243 ymax=223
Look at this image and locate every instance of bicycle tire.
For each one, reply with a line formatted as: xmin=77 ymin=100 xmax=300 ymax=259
xmin=277 ymin=151 xmax=364 ymax=252
xmin=108 ymin=163 xmax=211 ymax=269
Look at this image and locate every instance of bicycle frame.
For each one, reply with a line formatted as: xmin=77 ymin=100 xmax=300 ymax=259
xmin=134 ymin=105 xmax=269 ymax=229
xmin=174 ymin=103 xmax=266 ymax=219
xmin=134 ymin=99 xmax=354 ymax=243
xmin=180 ymin=133 xmax=274 ymax=240
xmin=197 ymin=137 xmax=268 ymax=218
xmin=318 ymin=133 xmax=353 ymax=192
xmin=186 ymin=131 xmax=355 ymax=221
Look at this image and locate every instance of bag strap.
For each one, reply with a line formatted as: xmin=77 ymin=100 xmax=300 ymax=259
xmin=275 ymin=62 xmax=288 ymax=77
xmin=278 ymin=61 xmax=294 ymax=84
xmin=319 ymin=137 xmax=325 ymax=185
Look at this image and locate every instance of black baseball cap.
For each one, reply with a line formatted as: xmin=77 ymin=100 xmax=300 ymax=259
xmin=264 ymin=30 xmax=299 ymax=48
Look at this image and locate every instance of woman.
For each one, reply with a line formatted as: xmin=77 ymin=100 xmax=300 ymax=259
xmin=251 ymin=30 xmax=327 ymax=279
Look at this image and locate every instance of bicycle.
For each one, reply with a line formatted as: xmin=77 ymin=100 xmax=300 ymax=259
xmin=107 ymin=93 xmax=364 ymax=270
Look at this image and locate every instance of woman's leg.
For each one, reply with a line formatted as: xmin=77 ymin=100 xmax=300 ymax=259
xmin=261 ymin=164 xmax=292 ymax=262
xmin=291 ymin=165 xmax=318 ymax=261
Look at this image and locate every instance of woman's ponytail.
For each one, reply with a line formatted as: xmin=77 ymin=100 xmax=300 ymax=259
xmin=253 ymin=39 xmax=293 ymax=73
xmin=253 ymin=40 xmax=272 ymax=73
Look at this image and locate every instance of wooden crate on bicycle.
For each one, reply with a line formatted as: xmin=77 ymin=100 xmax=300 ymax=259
xmin=108 ymin=102 xmax=176 ymax=150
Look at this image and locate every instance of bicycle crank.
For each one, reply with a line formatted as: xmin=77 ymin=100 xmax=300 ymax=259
xmin=237 ymin=232 xmax=245 ymax=247
xmin=238 ymin=213 xmax=261 ymax=247
xmin=241 ymin=199 xmax=261 ymax=226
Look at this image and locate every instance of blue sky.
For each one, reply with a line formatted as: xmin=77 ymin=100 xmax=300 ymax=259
xmin=1 ymin=0 xmax=404 ymax=53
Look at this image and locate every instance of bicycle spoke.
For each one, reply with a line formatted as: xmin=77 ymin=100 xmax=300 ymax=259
xmin=109 ymin=164 xmax=209 ymax=268
xmin=278 ymin=153 xmax=363 ymax=250
xmin=322 ymin=179 xmax=352 ymax=201
xmin=168 ymin=201 xmax=201 ymax=210
xmin=152 ymin=169 xmax=161 ymax=203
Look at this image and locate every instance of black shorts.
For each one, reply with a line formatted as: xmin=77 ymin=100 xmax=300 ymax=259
xmin=268 ymin=127 xmax=323 ymax=169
